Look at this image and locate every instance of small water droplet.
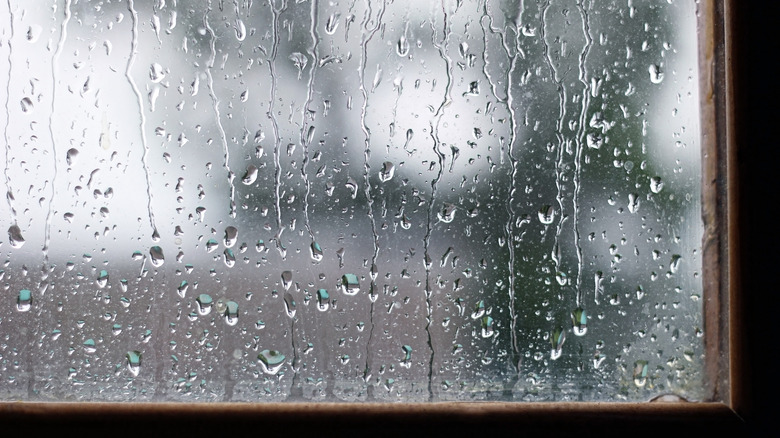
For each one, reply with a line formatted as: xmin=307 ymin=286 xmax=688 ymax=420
xmin=66 ymin=148 xmax=79 ymax=166
xmin=20 ymin=97 xmax=33 ymax=113
xmin=401 ymin=345 xmax=413 ymax=368
xmin=234 ymin=18 xmax=246 ymax=41
xmin=550 ymin=326 xmax=566 ymax=360
xmin=649 ymin=64 xmax=664 ymax=84
xmin=481 ymin=316 xmax=494 ymax=338
xmin=126 ymin=351 xmax=142 ymax=376
xmin=396 ymin=34 xmax=409 ymax=56
xmin=571 ymin=307 xmax=587 ymax=336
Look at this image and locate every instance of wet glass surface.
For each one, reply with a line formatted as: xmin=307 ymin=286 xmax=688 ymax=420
xmin=0 ymin=0 xmax=704 ymax=402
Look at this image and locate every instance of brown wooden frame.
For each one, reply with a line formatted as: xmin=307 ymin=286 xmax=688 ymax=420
xmin=0 ymin=0 xmax=750 ymax=434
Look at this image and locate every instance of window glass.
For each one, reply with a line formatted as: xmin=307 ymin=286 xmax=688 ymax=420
xmin=0 ymin=0 xmax=705 ymax=402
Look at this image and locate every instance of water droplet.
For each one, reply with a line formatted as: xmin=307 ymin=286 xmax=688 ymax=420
xmin=281 ymin=270 xmax=293 ymax=290
xmin=126 ymin=351 xmax=142 ymax=376
xmin=649 ymin=64 xmax=664 ymax=84
xmin=149 ymin=63 xmax=165 ymax=83
xmin=670 ymin=254 xmax=682 ymax=273
xmin=289 ymin=52 xmax=308 ymax=80
xmin=234 ymin=18 xmax=246 ymax=41
xmin=283 ymin=292 xmax=296 ymax=318
xmin=550 ymin=326 xmax=566 ymax=360
xmin=538 ymin=205 xmax=554 ymax=224
xmin=224 ymin=226 xmax=238 ymax=248
xmin=316 ymin=289 xmax=330 ymax=311
xmin=586 ymin=132 xmax=603 ymax=149
xmin=437 ymin=203 xmax=456 ymax=223
xmin=196 ymin=294 xmax=213 ymax=315
xmin=310 ymin=241 xmax=323 ymax=261
xmin=17 ymin=289 xmax=31 ymax=312
xmin=149 ymin=246 xmax=165 ymax=267
xmin=471 ymin=300 xmax=486 ymax=319
xmin=242 ymin=165 xmax=258 ymax=185
xmin=341 ymin=274 xmax=360 ymax=295
xmin=379 ymin=161 xmax=395 ymax=182
xmin=96 ymin=270 xmax=109 ymax=288
xmin=396 ymin=35 xmax=409 ymax=56
xmin=8 ymin=225 xmax=25 ymax=248
xmin=83 ymin=338 xmax=97 ymax=354
xmin=258 ymin=349 xmax=286 ymax=375
xmin=20 ymin=97 xmax=33 ymax=113
xmin=481 ymin=316 xmax=494 ymax=338
xmin=628 ymin=193 xmax=640 ymax=213
xmin=650 ymin=176 xmax=664 ymax=193
xmin=325 ymin=13 xmax=340 ymax=35
xmin=223 ymin=248 xmax=235 ymax=267
xmin=206 ymin=239 xmax=219 ymax=253
xmin=633 ymin=360 xmax=649 ymax=386
xmin=62 ymin=149 xmax=80 ymax=168
xmin=177 ymin=280 xmax=189 ymax=298
xmin=224 ymin=301 xmax=239 ymax=325
xmin=345 ymin=177 xmax=358 ymax=199
xmin=571 ymin=307 xmax=587 ymax=336
xmin=401 ymin=345 xmax=413 ymax=368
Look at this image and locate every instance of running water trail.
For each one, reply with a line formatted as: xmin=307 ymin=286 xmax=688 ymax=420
xmin=267 ymin=0 xmax=284 ymax=256
xmin=4 ymin=0 xmax=16 ymax=221
xmin=573 ymin=0 xmax=592 ymax=306
xmin=44 ymin=0 xmax=72 ymax=278
xmin=301 ymin=0 xmax=318 ymax=243
xmin=540 ymin=1 xmax=566 ymax=269
xmin=496 ymin=0 xmax=523 ymax=377
xmin=203 ymin=5 xmax=235 ymax=219
xmin=424 ymin=0 xmax=452 ymax=401
xmin=126 ymin=0 xmax=157 ymax=237
xmin=357 ymin=0 xmax=385 ymax=396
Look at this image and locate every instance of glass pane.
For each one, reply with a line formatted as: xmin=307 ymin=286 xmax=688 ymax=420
xmin=0 ymin=0 xmax=705 ymax=402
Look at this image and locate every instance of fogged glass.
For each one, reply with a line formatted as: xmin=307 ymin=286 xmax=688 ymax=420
xmin=0 ymin=0 xmax=705 ymax=402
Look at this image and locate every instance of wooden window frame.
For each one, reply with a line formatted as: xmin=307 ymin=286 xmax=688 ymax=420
xmin=0 ymin=0 xmax=756 ymax=433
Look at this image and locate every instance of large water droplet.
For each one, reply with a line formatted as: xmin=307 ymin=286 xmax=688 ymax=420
xmin=196 ymin=294 xmax=213 ymax=315
xmin=126 ymin=351 xmax=142 ymax=376
xmin=242 ymin=165 xmax=258 ymax=185
xmin=310 ymin=241 xmax=323 ymax=261
xmin=341 ymin=274 xmax=360 ymax=295
xmin=283 ymin=292 xmax=296 ymax=318
xmin=437 ymin=203 xmax=456 ymax=223
xmin=379 ymin=161 xmax=395 ymax=182
xmin=281 ymin=270 xmax=293 ymax=290
xmin=224 ymin=226 xmax=238 ymax=248
xmin=149 ymin=246 xmax=165 ymax=267
xmin=258 ymin=349 xmax=286 ymax=375
xmin=650 ymin=176 xmax=664 ymax=193
xmin=8 ymin=225 xmax=25 ymax=248
xmin=538 ymin=205 xmax=554 ymax=224
xmin=317 ymin=289 xmax=330 ymax=311
xmin=649 ymin=64 xmax=664 ymax=84
xmin=224 ymin=301 xmax=239 ymax=325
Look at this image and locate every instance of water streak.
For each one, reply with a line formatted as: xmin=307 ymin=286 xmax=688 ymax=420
xmin=573 ymin=0 xmax=592 ymax=305
xmin=357 ymin=0 xmax=385 ymax=397
xmin=267 ymin=0 xmax=284 ymax=252
xmin=3 ymin=0 xmax=15 ymax=220
xmin=300 ymin=0 xmax=319 ymax=242
xmin=126 ymin=0 xmax=157 ymax=235
xmin=424 ymin=0 xmax=452 ymax=401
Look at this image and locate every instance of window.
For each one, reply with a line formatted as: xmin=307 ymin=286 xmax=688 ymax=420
xmin=0 ymin=0 xmax=746 ymax=430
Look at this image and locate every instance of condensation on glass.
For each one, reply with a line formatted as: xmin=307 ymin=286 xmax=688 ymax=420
xmin=0 ymin=0 xmax=706 ymax=402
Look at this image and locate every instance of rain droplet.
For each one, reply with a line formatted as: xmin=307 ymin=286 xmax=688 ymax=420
xmin=289 ymin=52 xmax=308 ymax=80
xmin=379 ymin=161 xmax=395 ymax=182
xmin=126 ymin=351 xmax=142 ymax=376
xmin=571 ymin=307 xmax=587 ymax=336
xmin=149 ymin=63 xmax=165 ymax=83
xmin=8 ymin=225 xmax=25 ymax=248
xmin=325 ymin=13 xmax=340 ymax=35
xmin=258 ymin=349 xmax=286 ymax=375
xmin=649 ymin=64 xmax=664 ymax=84
xmin=550 ymin=326 xmax=566 ymax=360
xmin=234 ymin=18 xmax=246 ymax=41
xmin=20 ymin=97 xmax=33 ymax=113
xmin=281 ymin=270 xmax=293 ymax=290
xmin=316 ymin=289 xmax=330 ymax=311
xmin=224 ymin=226 xmax=238 ymax=247
xmin=341 ymin=274 xmax=360 ymax=295
xmin=177 ymin=280 xmax=189 ymax=298
xmin=223 ymin=248 xmax=235 ymax=267
xmin=196 ymin=294 xmax=213 ymax=315
xmin=310 ymin=241 xmax=323 ymax=261
xmin=401 ymin=345 xmax=413 ymax=368
xmin=224 ymin=301 xmax=239 ymax=325
xmin=437 ymin=203 xmax=456 ymax=223
xmin=97 ymin=270 xmax=109 ymax=288
xmin=242 ymin=165 xmax=258 ymax=185
xmin=481 ymin=316 xmax=494 ymax=338
xmin=628 ymin=193 xmax=640 ymax=213
xmin=670 ymin=254 xmax=682 ymax=273
xmin=66 ymin=148 xmax=79 ymax=166
xmin=538 ymin=205 xmax=554 ymax=224
xmin=149 ymin=246 xmax=165 ymax=267
xmin=17 ymin=289 xmax=31 ymax=312
xmin=586 ymin=132 xmax=603 ymax=149
xmin=283 ymin=292 xmax=296 ymax=318
xmin=396 ymin=35 xmax=409 ymax=56
xmin=650 ymin=176 xmax=664 ymax=193
xmin=633 ymin=360 xmax=649 ymax=386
